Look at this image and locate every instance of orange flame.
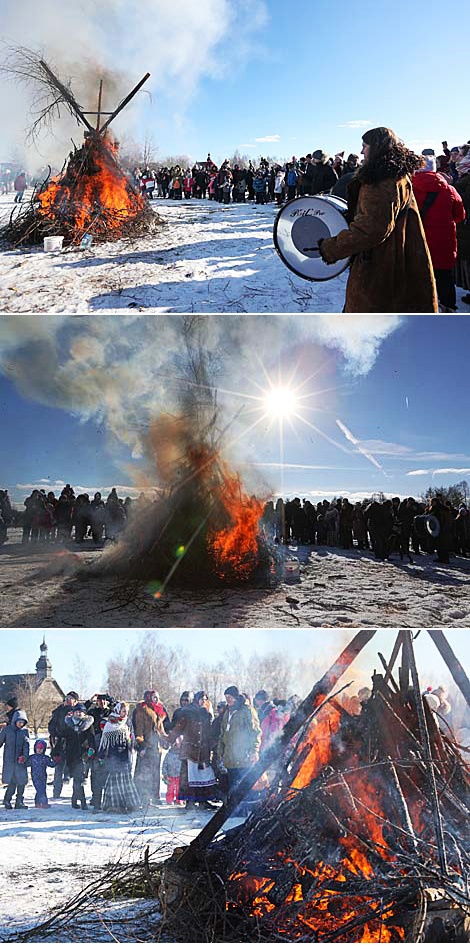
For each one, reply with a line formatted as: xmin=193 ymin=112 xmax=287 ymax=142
xmin=208 ymin=467 xmax=264 ymax=581
xmin=36 ymin=133 xmax=146 ymax=242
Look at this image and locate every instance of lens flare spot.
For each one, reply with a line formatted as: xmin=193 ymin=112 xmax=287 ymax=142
xmin=146 ymin=580 xmax=164 ymax=600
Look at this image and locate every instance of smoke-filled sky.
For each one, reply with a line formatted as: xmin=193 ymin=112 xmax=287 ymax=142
xmin=3 ymin=628 xmax=469 ymax=699
xmin=1 ymin=314 xmax=470 ymax=505
xmin=1 ymin=0 xmax=468 ymax=169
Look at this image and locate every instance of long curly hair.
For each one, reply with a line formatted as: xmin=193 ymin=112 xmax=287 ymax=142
xmin=357 ymin=127 xmax=423 ymax=184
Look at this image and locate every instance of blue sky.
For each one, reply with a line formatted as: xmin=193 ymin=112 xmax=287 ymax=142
xmin=3 ymin=629 xmax=469 ymax=697
xmin=1 ymin=315 xmax=470 ymax=505
xmin=2 ymin=0 xmax=468 ymax=169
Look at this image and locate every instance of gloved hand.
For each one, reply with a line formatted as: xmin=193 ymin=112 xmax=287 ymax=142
xmin=53 ymin=755 xmax=61 ymax=764
xmin=317 ymin=238 xmax=333 ymax=263
xmin=17 ymin=756 xmax=25 ymax=764
xmin=87 ymin=748 xmax=95 ymax=758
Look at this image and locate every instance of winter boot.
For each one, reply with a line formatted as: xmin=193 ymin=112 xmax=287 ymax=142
xmin=15 ymin=802 xmax=28 ymax=809
xmin=71 ymin=799 xmax=80 ymax=809
xmin=4 ymin=801 xmax=12 ymax=810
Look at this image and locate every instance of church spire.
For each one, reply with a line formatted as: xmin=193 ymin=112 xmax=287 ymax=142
xmin=36 ymin=636 xmax=52 ymax=681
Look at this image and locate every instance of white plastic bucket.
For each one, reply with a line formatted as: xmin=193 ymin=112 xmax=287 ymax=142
xmin=43 ymin=236 xmax=64 ymax=252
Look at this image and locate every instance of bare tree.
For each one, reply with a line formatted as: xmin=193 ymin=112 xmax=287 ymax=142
xmin=71 ymin=653 xmax=91 ymax=700
xmin=14 ymin=681 xmax=54 ymax=736
xmin=104 ymin=632 xmax=188 ymax=711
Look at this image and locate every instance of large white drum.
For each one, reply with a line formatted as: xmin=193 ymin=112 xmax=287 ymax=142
xmin=273 ymin=194 xmax=350 ymax=282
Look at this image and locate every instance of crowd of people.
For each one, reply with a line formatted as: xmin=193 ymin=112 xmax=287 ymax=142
xmin=2 ymin=485 xmax=469 ymax=566
xmin=261 ymin=494 xmax=470 ymax=565
xmin=1 ymin=679 xmax=458 ymax=814
xmin=0 ymin=686 xmax=303 ymax=814
xmin=132 ymin=131 xmax=470 ymax=313
xmin=0 ymin=485 xmax=134 ymax=545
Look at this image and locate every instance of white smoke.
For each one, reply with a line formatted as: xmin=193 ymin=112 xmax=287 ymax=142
xmin=1 ymin=0 xmax=268 ymax=167
xmin=0 ymin=314 xmax=402 ymax=475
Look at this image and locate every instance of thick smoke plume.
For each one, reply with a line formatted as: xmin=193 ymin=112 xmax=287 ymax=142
xmin=0 ymin=314 xmax=402 ymax=481
xmin=1 ymin=0 xmax=268 ymax=167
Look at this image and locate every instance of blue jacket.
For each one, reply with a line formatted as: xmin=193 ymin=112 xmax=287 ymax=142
xmin=0 ymin=712 xmax=30 ymax=785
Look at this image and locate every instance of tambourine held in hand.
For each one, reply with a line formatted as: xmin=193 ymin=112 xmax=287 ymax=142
xmin=273 ymin=194 xmax=350 ymax=281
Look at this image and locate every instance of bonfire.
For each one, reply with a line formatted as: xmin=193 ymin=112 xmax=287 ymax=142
xmin=0 ymin=48 xmax=159 ymax=247
xmin=92 ymin=410 xmax=271 ymax=598
xmin=158 ymin=630 xmax=470 ymax=943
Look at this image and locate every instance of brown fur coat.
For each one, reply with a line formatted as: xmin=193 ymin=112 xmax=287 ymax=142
xmin=320 ymin=175 xmax=438 ymax=313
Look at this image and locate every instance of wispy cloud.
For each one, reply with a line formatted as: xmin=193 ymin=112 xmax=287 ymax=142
xmin=406 ymin=468 xmax=470 ymax=478
xmin=357 ymin=439 xmax=470 ymax=462
xmin=255 ymin=134 xmax=281 ymax=143
xmin=338 ymin=120 xmax=371 ymax=129
xmin=238 ymin=143 xmax=256 ymax=149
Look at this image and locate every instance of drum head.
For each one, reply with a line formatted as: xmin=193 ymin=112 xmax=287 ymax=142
xmin=426 ymin=514 xmax=440 ymax=538
xmin=273 ymin=195 xmax=350 ymax=282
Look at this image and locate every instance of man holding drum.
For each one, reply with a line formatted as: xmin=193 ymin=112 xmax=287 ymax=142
xmin=317 ymin=126 xmax=438 ymax=313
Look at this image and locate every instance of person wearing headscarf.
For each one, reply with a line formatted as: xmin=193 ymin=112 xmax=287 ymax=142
xmin=98 ymin=702 xmax=141 ymax=813
xmin=318 ymin=127 xmax=438 ymax=312
xmin=133 ymin=690 xmax=170 ymax=805
xmin=168 ymin=691 xmax=218 ymax=809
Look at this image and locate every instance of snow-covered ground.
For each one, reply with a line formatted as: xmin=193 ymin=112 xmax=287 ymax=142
xmin=1 ymin=193 xmax=469 ymax=315
xmin=1 ymin=530 xmax=470 ymax=628
xmin=0 ymin=763 xmax=220 ymax=942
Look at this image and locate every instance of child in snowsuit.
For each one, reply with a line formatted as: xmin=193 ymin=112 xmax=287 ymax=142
xmin=29 ymin=739 xmax=56 ymax=808
xmin=162 ymin=742 xmax=183 ymax=805
xmin=0 ymin=710 xmax=30 ymax=809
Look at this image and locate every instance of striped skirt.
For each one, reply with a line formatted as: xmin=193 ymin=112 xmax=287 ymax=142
xmin=102 ymin=769 xmax=141 ymax=812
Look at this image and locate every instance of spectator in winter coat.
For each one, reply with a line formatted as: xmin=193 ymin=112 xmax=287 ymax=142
xmin=412 ymin=158 xmax=465 ymax=311
xmin=133 ymin=690 xmax=170 ymax=805
xmin=217 ymin=686 xmax=261 ymax=795
xmin=310 ymin=151 xmax=338 ymax=194
xmin=455 ymin=157 xmax=470 ymax=303
xmin=29 ymin=739 xmax=56 ymax=808
xmin=48 ymin=691 xmax=79 ymax=798
xmin=352 ymin=503 xmax=368 ymax=550
xmin=365 ymin=499 xmax=394 ymax=560
xmin=318 ymin=127 xmax=438 ymax=312
xmin=1 ymin=696 xmax=18 ymax=728
xmin=64 ymin=704 xmax=96 ymax=809
xmin=168 ymin=691 xmax=217 ymax=809
xmin=0 ymin=711 xmax=30 ymax=809
xmin=162 ymin=742 xmax=183 ymax=805
xmin=427 ymin=496 xmax=454 ymax=564
xmin=253 ymin=690 xmax=275 ymax=724
xmin=85 ymin=693 xmax=113 ymax=810
xmin=14 ymin=171 xmax=26 ymax=202
xmin=286 ymin=164 xmax=298 ymax=200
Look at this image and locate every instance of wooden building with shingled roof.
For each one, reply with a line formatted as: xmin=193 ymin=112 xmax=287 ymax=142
xmin=0 ymin=636 xmax=65 ymax=731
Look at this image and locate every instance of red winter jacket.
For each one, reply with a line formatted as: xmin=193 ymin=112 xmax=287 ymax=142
xmin=412 ymin=171 xmax=465 ymax=269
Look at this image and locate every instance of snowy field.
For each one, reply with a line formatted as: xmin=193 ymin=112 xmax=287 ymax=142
xmin=1 ymin=529 xmax=470 ymax=628
xmin=0 ymin=761 xmax=219 ymax=942
xmin=1 ymin=193 xmax=469 ymax=315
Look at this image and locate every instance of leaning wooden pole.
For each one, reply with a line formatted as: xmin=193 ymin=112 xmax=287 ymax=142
xmin=427 ymin=629 xmax=470 ymax=707
xmin=39 ymin=60 xmax=95 ymax=133
xmin=177 ymin=628 xmax=377 ymax=869
xmin=99 ymin=72 xmax=150 ymax=133
xmin=96 ymin=79 xmax=103 ymax=131
xmin=403 ymin=631 xmax=449 ymax=876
